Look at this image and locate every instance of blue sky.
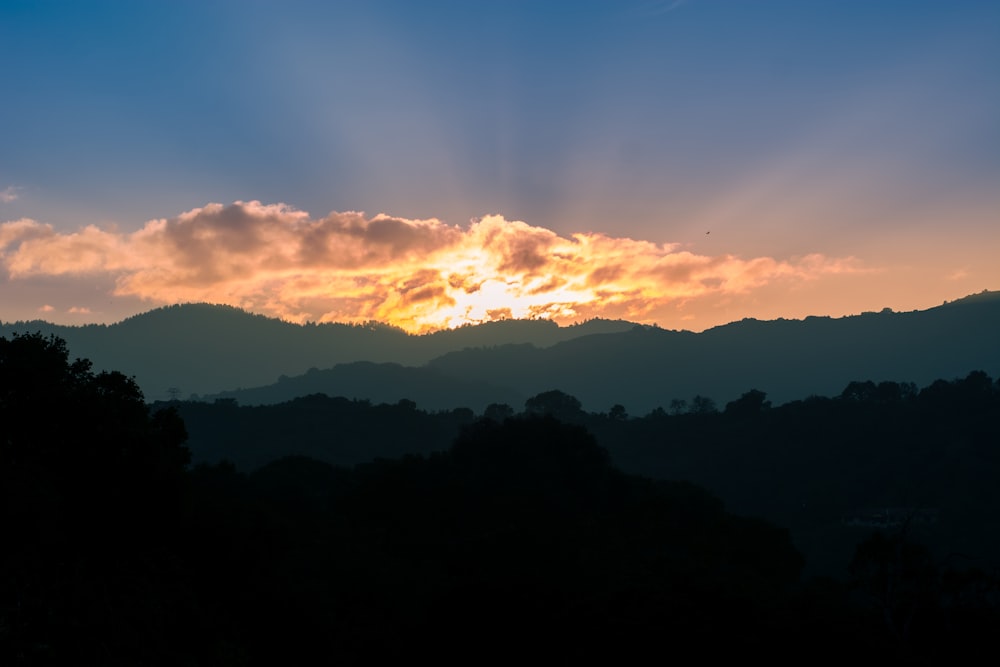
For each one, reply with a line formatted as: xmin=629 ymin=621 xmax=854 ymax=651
xmin=1 ymin=0 xmax=998 ymax=329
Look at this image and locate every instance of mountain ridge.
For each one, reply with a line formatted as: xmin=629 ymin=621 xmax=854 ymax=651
xmin=0 ymin=302 xmax=636 ymax=400
xmin=3 ymin=291 xmax=998 ymax=409
xmin=422 ymin=291 xmax=1000 ymax=412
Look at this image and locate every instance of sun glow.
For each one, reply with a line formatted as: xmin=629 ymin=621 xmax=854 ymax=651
xmin=0 ymin=202 xmax=869 ymax=333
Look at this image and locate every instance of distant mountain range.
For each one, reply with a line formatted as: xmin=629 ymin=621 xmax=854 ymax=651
xmin=0 ymin=304 xmax=632 ymax=403
xmin=4 ymin=291 xmax=999 ymax=413
xmin=423 ymin=290 xmax=1000 ymax=413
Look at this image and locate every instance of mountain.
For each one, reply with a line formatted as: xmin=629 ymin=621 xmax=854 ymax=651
xmin=0 ymin=303 xmax=632 ymax=401
xmin=3 ymin=291 xmax=998 ymax=410
xmin=425 ymin=291 xmax=1000 ymax=413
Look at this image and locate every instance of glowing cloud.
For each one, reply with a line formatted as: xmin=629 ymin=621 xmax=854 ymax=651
xmin=1 ymin=201 xmax=865 ymax=332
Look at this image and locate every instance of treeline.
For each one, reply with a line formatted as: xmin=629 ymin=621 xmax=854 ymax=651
xmin=174 ymin=394 xmax=477 ymax=470
xmin=170 ymin=373 xmax=1000 ymax=575
xmin=172 ymin=373 xmax=1000 ymax=476
xmin=3 ymin=333 xmax=999 ymax=663
xmin=586 ymin=373 xmax=1000 ymax=577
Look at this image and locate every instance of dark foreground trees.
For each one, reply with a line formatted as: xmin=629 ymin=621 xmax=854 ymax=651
xmin=4 ymin=333 xmax=996 ymax=663
xmin=1 ymin=333 xmax=808 ymax=663
xmin=189 ymin=416 xmax=807 ymax=662
xmin=1 ymin=333 xmax=192 ymax=664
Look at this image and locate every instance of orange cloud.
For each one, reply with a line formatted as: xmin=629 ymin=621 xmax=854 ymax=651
xmin=0 ymin=218 xmax=54 ymax=248
xmin=0 ymin=201 xmax=866 ymax=332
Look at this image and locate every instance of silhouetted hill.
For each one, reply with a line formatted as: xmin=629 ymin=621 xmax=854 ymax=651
xmin=426 ymin=291 xmax=1000 ymax=413
xmin=0 ymin=303 xmax=632 ymax=400
xmin=3 ymin=292 xmax=998 ymax=408
xmin=206 ymin=361 xmax=523 ymax=413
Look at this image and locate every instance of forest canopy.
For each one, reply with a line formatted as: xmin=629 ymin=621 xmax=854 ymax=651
xmin=2 ymin=333 xmax=997 ymax=663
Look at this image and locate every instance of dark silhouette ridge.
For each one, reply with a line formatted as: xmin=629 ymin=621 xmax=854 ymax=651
xmin=13 ymin=288 xmax=984 ymax=412
xmin=205 ymin=360 xmax=523 ymax=413
xmin=2 ymin=292 xmax=996 ymax=408
xmin=0 ymin=302 xmax=634 ymax=400
xmin=426 ymin=290 xmax=1000 ymax=412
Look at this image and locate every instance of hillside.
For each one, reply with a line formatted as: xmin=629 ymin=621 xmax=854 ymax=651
xmin=424 ymin=291 xmax=1000 ymax=413
xmin=0 ymin=303 xmax=632 ymax=400
xmin=3 ymin=291 xmax=998 ymax=410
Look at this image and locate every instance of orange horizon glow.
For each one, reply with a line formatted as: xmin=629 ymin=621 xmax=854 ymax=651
xmin=1 ymin=200 xmax=995 ymax=334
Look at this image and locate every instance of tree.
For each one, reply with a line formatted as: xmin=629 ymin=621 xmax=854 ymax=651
xmin=484 ymin=402 xmax=514 ymax=422
xmin=840 ymin=380 xmax=877 ymax=402
xmin=524 ymin=390 xmax=584 ymax=421
xmin=724 ymin=389 xmax=771 ymax=418
xmin=689 ymin=395 xmax=718 ymax=415
xmin=608 ymin=404 xmax=628 ymax=421
xmin=0 ymin=332 xmax=189 ymax=478
xmin=0 ymin=333 xmax=192 ymax=663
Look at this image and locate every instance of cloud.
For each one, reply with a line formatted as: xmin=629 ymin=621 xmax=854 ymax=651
xmin=68 ymin=306 xmax=92 ymax=314
xmin=39 ymin=304 xmax=55 ymax=313
xmin=0 ymin=187 xmax=21 ymax=203
xmin=946 ymin=268 xmax=970 ymax=281
xmin=0 ymin=218 xmax=52 ymax=247
xmin=0 ymin=200 xmax=866 ymax=332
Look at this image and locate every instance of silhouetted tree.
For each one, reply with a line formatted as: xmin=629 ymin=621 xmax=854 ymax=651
xmin=0 ymin=332 xmax=192 ymax=663
xmin=689 ymin=394 xmax=718 ymax=415
xmin=484 ymin=402 xmax=514 ymax=422
xmin=669 ymin=398 xmax=688 ymax=415
xmin=449 ymin=406 xmax=475 ymax=422
xmin=840 ymin=380 xmax=877 ymax=402
xmin=524 ymin=389 xmax=584 ymax=421
xmin=725 ymin=389 xmax=771 ymax=417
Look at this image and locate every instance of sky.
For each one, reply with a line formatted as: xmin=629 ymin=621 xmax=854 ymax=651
xmin=2 ymin=0 xmax=998 ymax=333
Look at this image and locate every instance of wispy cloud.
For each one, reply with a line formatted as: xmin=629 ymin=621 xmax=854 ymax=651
xmin=946 ymin=268 xmax=970 ymax=281
xmin=1 ymin=201 xmax=866 ymax=332
xmin=0 ymin=186 xmax=22 ymax=204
